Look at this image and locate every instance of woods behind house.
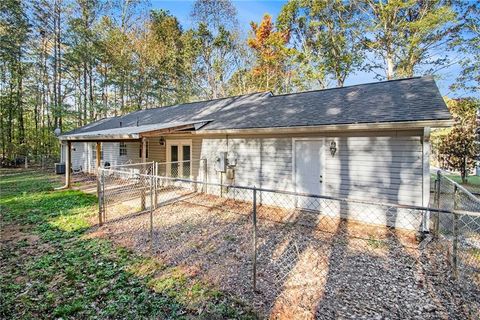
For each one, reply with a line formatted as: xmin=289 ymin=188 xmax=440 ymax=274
xmin=0 ymin=0 xmax=478 ymax=164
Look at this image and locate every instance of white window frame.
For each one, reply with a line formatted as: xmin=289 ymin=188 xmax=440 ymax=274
xmin=119 ymin=142 xmax=127 ymax=156
xmin=166 ymin=139 xmax=192 ymax=178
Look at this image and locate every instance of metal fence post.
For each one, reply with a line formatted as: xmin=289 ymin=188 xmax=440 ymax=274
xmin=252 ymin=186 xmax=258 ymax=292
xmin=140 ymin=175 xmax=146 ymax=211
xmin=203 ymin=159 xmax=207 ymax=193
xmin=154 ymin=162 xmax=158 ymax=209
xmin=149 ymin=175 xmax=154 ymax=254
xmin=433 ymin=171 xmax=441 ymax=236
xmin=102 ymin=171 xmax=106 ymax=223
xmin=452 ymin=184 xmax=459 ymax=278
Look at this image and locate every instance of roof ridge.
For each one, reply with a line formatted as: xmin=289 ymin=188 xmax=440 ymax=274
xmin=270 ymin=76 xmax=426 ymax=98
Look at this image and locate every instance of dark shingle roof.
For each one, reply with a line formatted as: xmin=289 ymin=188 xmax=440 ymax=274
xmin=64 ymin=76 xmax=451 ymax=136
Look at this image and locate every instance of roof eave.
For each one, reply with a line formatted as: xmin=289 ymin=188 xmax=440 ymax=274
xmin=196 ymin=119 xmax=453 ymax=135
xmin=58 ymin=120 xmax=214 ymax=141
xmin=58 ymin=133 xmax=140 ymax=141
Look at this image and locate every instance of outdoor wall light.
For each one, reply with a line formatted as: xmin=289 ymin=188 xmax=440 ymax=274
xmin=159 ymin=136 xmax=165 ymax=146
xmin=330 ymin=141 xmax=337 ymax=157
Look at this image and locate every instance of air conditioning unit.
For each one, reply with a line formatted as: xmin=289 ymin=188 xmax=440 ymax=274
xmin=55 ymin=163 xmax=66 ymax=174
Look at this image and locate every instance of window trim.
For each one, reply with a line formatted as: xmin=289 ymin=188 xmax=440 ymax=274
xmin=166 ymin=139 xmax=192 ymax=178
xmin=119 ymin=142 xmax=127 ymax=156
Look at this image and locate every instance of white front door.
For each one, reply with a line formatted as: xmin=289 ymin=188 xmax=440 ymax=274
xmin=166 ymin=140 xmax=192 ymax=178
xmin=294 ymin=139 xmax=324 ymax=209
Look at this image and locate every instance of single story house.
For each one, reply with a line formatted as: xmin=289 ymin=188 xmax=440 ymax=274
xmin=58 ymin=76 xmax=451 ymax=211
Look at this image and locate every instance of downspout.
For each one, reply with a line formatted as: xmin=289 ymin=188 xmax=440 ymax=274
xmin=420 ymin=127 xmax=431 ymax=236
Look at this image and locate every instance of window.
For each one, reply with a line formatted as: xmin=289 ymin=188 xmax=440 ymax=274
xmin=166 ymin=140 xmax=192 ymax=178
xmin=171 ymin=145 xmax=178 ymax=177
xmin=182 ymin=145 xmax=191 ymax=177
xmin=139 ymin=141 xmax=149 ymax=158
xmin=119 ymin=142 xmax=127 ymax=156
xmin=92 ymin=144 xmax=103 ymax=160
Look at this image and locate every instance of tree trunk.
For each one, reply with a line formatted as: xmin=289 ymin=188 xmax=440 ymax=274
xmin=89 ymin=63 xmax=94 ymax=120
xmin=83 ymin=62 xmax=88 ymax=124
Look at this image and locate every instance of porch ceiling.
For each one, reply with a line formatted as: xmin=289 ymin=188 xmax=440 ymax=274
xmin=58 ymin=120 xmax=212 ymax=141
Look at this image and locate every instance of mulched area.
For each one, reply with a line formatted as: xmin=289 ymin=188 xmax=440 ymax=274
xmin=86 ymin=185 xmax=479 ymax=319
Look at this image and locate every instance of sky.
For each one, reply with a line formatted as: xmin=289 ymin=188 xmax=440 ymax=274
xmin=149 ymin=0 xmax=475 ymax=98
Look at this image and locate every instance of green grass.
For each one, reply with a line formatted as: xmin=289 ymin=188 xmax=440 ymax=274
xmin=431 ymin=172 xmax=480 ymax=193
xmin=0 ymin=169 xmax=257 ymax=320
xmin=366 ymin=235 xmax=387 ymax=249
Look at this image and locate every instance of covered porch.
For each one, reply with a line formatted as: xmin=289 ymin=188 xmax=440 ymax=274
xmin=57 ymin=120 xmax=210 ymax=189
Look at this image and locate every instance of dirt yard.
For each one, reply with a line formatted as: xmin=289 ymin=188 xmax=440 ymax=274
xmin=87 ymin=181 xmax=479 ymax=320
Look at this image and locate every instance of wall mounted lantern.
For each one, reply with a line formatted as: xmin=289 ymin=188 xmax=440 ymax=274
xmin=329 ymin=141 xmax=337 ymax=157
xmin=159 ymin=136 xmax=165 ymax=146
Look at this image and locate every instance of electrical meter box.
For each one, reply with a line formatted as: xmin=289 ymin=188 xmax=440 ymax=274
xmin=227 ymin=151 xmax=237 ymax=167
xmin=214 ymin=152 xmax=227 ymax=172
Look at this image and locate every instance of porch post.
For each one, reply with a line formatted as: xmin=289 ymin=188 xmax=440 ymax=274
xmin=96 ymin=141 xmax=102 ymax=212
xmin=142 ymin=137 xmax=147 ymax=163
xmin=66 ymin=141 xmax=72 ymax=188
xmin=96 ymin=141 xmax=101 ymax=170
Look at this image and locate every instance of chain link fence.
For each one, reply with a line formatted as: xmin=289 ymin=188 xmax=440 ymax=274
xmin=108 ymin=161 xmax=154 ymax=174
xmin=96 ymin=163 xmax=480 ymax=318
xmin=431 ymin=171 xmax=480 ymax=306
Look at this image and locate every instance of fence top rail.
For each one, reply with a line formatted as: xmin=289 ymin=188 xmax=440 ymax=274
xmin=156 ymin=159 xmax=204 ymax=165
xmin=438 ymin=170 xmax=480 ymax=205
xmin=109 ymin=161 xmax=154 ymax=168
xmin=99 ymin=167 xmax=458 ymax=215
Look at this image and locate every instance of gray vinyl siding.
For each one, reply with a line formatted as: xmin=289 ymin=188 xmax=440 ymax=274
xmin=67 ymin=131 xmax=425 ymax=209
xmin=198 ymin=131 xmax=424 ymax=207
xmin=65 ymin=129 xmax=427 ymax=230
xmin=196 ymin=131 xmax=425 ymax=230
xmin=324 ymin=136 xmax=423 ymax=204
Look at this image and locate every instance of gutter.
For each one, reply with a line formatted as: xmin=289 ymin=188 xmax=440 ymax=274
xmin=195 ymin=119 xmax=453 ymax=135
xmin=58 ymin=133 xmax=140 ymax=141
xmin=57 ymin=119 xmax=453 ymax=140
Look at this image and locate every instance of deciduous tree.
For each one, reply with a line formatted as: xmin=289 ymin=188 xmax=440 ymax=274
xmin=278 ymin=0 xmax=365 ymax=88
xmin=248 ymin=14 xmax=296 ymax=93
xmin=432 ymin=98 xmax=479 ymax=183
xmin=358 ymin=0 xmax=457 ymax=80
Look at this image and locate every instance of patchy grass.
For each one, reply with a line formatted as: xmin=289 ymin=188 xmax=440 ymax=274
xmin=366 ymin=235 xmax=387 ymax=249
xmin=0 ymin=169 xmax=257 ymax=319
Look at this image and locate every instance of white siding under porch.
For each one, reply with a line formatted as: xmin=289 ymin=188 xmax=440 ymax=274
xmin=65 ymin=138 xmax=167 ymax=174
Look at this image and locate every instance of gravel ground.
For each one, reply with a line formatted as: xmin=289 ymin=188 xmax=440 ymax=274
xmin=84 ymin=184 xmax=480 ymax=319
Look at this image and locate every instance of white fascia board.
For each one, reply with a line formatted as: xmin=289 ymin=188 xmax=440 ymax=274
xmin=195 ymin=119 xmax=453 ymax=135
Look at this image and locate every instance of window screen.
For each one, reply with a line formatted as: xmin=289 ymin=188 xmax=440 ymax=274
xmin=182 ymin=145 xmax=191 ymax=177
xmin=119 ymin=142 xmax=127 ymax=156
